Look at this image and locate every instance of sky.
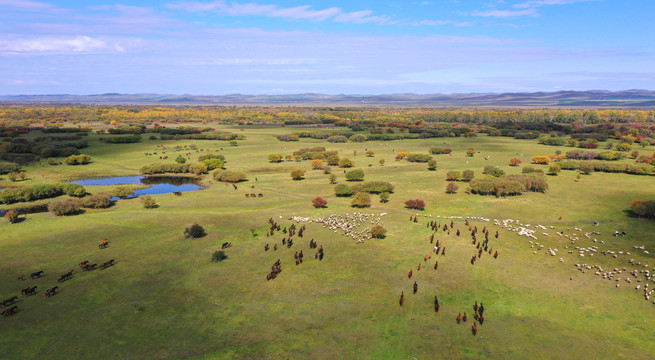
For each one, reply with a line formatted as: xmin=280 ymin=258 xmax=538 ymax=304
xmin=0 ymin=0 xmax=653 ymax=95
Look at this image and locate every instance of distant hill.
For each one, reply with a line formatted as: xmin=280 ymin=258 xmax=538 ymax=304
xmin=1 ymin=90 xmax=654 ymax=107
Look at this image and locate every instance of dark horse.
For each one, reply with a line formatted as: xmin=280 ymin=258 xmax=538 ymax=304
xmin=29 ymin=270 xmax=44 ymax=279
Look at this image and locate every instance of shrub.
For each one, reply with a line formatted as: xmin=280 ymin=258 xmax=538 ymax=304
xmin=339 ymin=158 xmax=355 ymax=168
xmin=0 ymin=184 xmax=64 ymax=205
xmin=509 ymin=158 xmax=522 ymax=166
xmin=351 ymin=192 xmax=371 ymax=208
xmin=379 ymin=159 xmax=385 ymax=166
xmin=5 ymin=209 xmax=19 ymax=223
xmin=81 ymin=193 xmax=113 ymax=208
xmin=370 ymin=224 xmax=387 ymax=239
xmin=531 ymin=156 xmax=550 ymax=165
xmin=8 ymin=173 xmax=19 ymax=182
xmin=112 ymin=185 xmax=135 ymax=199
xmin=345 ymin=169 xmax=365 ymax=181
xmin=140 ymin=195 xmax=157 ymax=209
xmin=0 ymin=161 xmax=20 ymax=174
xmin=349 ymin=134 xmax=368 ymax=142
xmin=277 ymin=134 xmax=300 ymax=142
xmin=326 ymin=155 xmax=340 ymax=166
xmin=429 ymin=147 xmax=452 ymax=155
xmin=312 ymin=196 xmax=327 ymax=208
xmin=188 ymin=163 xmax=208 ymax=175
xmin=268 ymin=154 xmax=282 ymax=162
xmin=446 ymin=171 xmax=461 ymax=181
xmin=548 ymin=164 xmax=562 ymax=175
xmin=327 ymin=135 xmax=348 ymax=143
xmin=335 ymin=184 xmax=354 ymax=197
xmin=522 ymin=166 xmax=544 ymax=174
xmin=203 ymin=158 xmax=224 ymax=170
xmin=214 ymin=170 xmax=247 ymax=183
xmin=211 ymin=250 xmax=228 ymax=262
xmin=175 ymin=155 xmax=187 ymax=164
xmin=395 ymin=152 xmax=410 ymax=160
xmin=616 ymin=142 xmax=632 ymax=151
xmin=59 ymin=183 xmax=86 ymax=197
xmin=329 ymin=174 xmax=337 ymax=184
xmin=579 ymin=162 xmax=594 ymax=175
xmin=184 ymin=223 xmax=206 ymax=238
xmin=311 ymin=159 xmax=325 ymax=169
xmin=462 ymin=170 xmax=475 ymax=181
xmin=446 ymin=182 xmax=459 ymax=194
xmin=198 ymin=154 xmax=225 ymax=162
xmin=350 ymin=181 xmax=394 ymax=194
xmin=379 ymin=192 xmax=390 ymax=203
xmin=65 ymin=154 xmax=92 ymax=165
xmin=466 ymin=148 xmax=475 ymax=157
xmin=630 ymin=199 xmax=655 ymax=219
xmin=406 ymin=153 xmax=432 ymax=163
xmin=229 ymin=140 xmax=238 ymax=147
xmin=483 ymin=166 xmax=505 ymax=177
xmin=405 ymin=199 xmax=426 ymax=210
xmin=630 ymin=150 xmax=640 ymax=159
xmin=101 ymin=134 xmax=141 ymax=143
xmin=48 ymin=198 xmax=82 ymax=216
xmin=290 ymin=168 xmax=305 ymax=180
xmin=366 ymin=150 xmax=375 ymax=157
xmin=427 ymin=159 xmax=437 ymax=171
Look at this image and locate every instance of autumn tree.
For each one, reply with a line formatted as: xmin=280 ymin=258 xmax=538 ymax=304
xmin=351 ymin=192 xmax=371 ymax=208
xmin=312 ymin=196 xmax=328 ymax=208
xmin=446 ymin=182 xmax=459 ymax=194
xmin=510 ymin=158 xmax=522 ymax=166
xmin=291 ymin=168 xmax=305 ymax=180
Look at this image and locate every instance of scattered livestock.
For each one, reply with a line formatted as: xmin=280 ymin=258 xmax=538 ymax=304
xmin=2 ymin=306 xmax=18 ymax=317
xmin=99 ymin=259 xmax=115 ymax=270
xmin=43 ymin=286 xmax=58 ymax=299
xmin=29 ymin=270 xmax=44 ymax=279
xmin=21 ymin=286 xmax=37 ymax=296
xmin=1 ymin=296 xmax=18 ymax=308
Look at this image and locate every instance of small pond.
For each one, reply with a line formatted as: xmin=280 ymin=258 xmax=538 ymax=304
xmin=0 ymin=176 xmax=203 ymax=216
xmin=71 ymin=176 xmax=204 ymax=200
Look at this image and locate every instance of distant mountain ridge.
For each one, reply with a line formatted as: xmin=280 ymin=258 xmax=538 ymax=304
xmin=1 ymin=90 xmax=655 ymax=107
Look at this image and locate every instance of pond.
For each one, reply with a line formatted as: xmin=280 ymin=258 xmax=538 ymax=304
xmin=0 ymin=176 xmax=204 ymax=216
xmin=71 ymin=176 xmax=204 ymax=200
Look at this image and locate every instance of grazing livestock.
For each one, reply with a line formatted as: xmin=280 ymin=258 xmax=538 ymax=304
xmin=29 ymin=270 xmax=44 ymax=279
xmin=43 ymin=286 xmax=58 ymax=299
xmin=413 ymin=282 xmax=418 ymax=294
xmin=21 ymin=286 xmax=37 ymax=296
xmin=457 ymin=313 xmax=462 ymax=324
xmin=2 ymin=306 xmax=18 ymax=317
xmin=1 ymin=296 xmax=18 ymax=308
xmin=472 ymin=323 xmax=478 ymax=335
xmin=400 ymin=292 xmax=404 ymax=306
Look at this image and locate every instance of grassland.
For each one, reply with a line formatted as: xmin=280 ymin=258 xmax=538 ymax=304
xmin=1 ymin=125 xmax=654 ymax=359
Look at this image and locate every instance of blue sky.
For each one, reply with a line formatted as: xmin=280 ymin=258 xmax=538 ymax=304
xmin=0 ymin=0 xmax=653 ymax=94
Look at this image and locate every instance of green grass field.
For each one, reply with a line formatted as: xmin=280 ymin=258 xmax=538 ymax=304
xmin=1 ymin=126 xmax=654 ymax=359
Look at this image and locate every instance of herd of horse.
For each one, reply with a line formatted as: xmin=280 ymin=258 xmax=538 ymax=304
xmin=264 ymin=218 xmax=325 ymax=281
xmin=400 ymin=216 xmax=495 ymax=335
xmin=2 ymin=239 xmax=116 ymax=319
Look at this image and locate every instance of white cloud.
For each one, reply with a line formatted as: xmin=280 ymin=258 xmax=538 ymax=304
xmin=514 ymin=0 xmax=595 ymax=9
xmin=411 ymin=20 xmax=473 ymax=27
xmin=333 ymin=10 xmax=392 ymax=24
xmin=0 ymin=0 xmax=53 ymax=10
xmin=471 ymin=8 xmax=537 ymax=17
xmin=0 ymin=36 xmax=138 ymax=53
xmin=167 ymin=1 xmax=394 ymax=24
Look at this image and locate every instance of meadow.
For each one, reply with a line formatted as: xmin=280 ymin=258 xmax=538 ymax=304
xmin=1 ymin=124 xmax=654 ymax=359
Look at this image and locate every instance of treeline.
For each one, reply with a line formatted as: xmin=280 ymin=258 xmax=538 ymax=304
xmin=468 ymin=175 xmax=548 ymax=197
xmin=0 ymin=137 xmax=87 ymax=163
xmin=0 ymin=183 xmax=86 ymax=204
